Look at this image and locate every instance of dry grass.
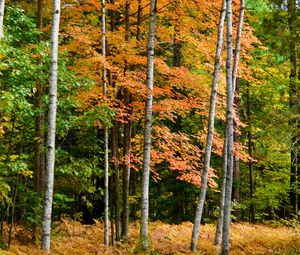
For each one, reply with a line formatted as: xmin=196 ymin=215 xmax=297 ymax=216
xmin=0 ymin=220 xmax=299 ymax=254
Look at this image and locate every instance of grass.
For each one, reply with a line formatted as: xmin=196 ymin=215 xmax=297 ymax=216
xmin=0 ymin=220 xmax=299 ymax=254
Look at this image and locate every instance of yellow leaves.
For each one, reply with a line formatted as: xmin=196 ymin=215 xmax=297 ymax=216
xmin=20 ymin=170 xmax=34 ymax=178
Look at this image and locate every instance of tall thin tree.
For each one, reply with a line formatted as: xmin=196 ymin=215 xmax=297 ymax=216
xmin=41 ymin=0 xmax=61 ymax=252
xmin=221 ymin=0 xmax=234 ymax=253
xmin=190 ymin=0 xmax=226 ymax=251
xmin=0 ymin=0 xmax=5 ymax=39
xmin=101 ymin=0 xmax=109 ymax=246
xmin=121 ymin=0 xmax=132 ymax=240
xmin=215 ymin=0 xmax=245 ymax=250
xmin=140 ymin=0 xmax=157 ymax=250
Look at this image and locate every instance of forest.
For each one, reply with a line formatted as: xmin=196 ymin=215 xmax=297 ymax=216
xmin=0 ymin=0 xmax=300 ymax=254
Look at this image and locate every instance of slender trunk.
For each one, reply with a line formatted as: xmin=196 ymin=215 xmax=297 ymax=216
xmin=190 ymin=0 xmax=226 ymax=251
xmin=215 ymin=1 xmax=245 ymax=249
xmin=41 ymin=0 xmax=60 ymax=252
xmin=0 ymin=0 xmax=5 ymax=39
xmin=130 ymin=169 xmax=137 ymax=220
xmin=232 ymin=0 xmax=245 ymax=92
xmin=112 ymin=123 xmax=120 ymax=241
xmin=140 ymin=0 xmax=157 ymax=250
xmin=122 ymin=117 xmax=132 ymax=240
xmin=247 ymin=84 xmax=255 ymax=223
xmin=231 ymin=0 xmax=244 ymax=221
xmin=233 ymin=80 xmax=241 ymax=221
xmin=8 ymin=174 xmax=19 ymax=249
xmin=121 ymin=1 xmax=132 ymax=240
xmin=214 ymin=133 xmax=227 ymax=251
xmin=221 ymin=0 xmax=234 ymax=254
xmin=173 ymin=0 xmax=181 ymax=67
xmin=101 ymin=0 xmax=109 ymax=246
xmin=288 ymin=0 xmax=298 ymax=215
xmin=136 ymin=0 xmax=142 ymax=42
xmin=109 ymin=175 xmax=115 ymax=246
xmin=37 ymin=0 xmax=43 ymax=30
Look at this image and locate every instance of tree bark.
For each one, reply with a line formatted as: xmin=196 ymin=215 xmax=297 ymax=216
xmin=247 ymin=84 xmax=255 ymax=223
xmin=232 ymin=0 xmax=244 ymax=222
xmin=0 ymin=0 xmax=5 ymax=39
xmin=34 ymin=0 xmax=46 ymax=193
xmin=112 ymin=123 xmax=120 ymax=241
xmin=288 ymin=0 xmax=298 ymax=215
xmin=233 ymin=79 xmax=241 ymax=221
xmin=101 ymin=0 xmax=109 ymax=246
xmin=122 ymin=114 xmax=132 ymax=240
xmin=41 ymin=0 xmax=60 ymax=252
xmin=215 ymin=1 xmax=244 ymax=250
xmin=121 ymin=1 xmax=132 ymax=241
xmin=140 ymin=0 xmax=157 ymax=250
xmin=190 ymin=0 xmax=226 ymax=251
xmin=221 ymin=0 xmax=234 ymax=253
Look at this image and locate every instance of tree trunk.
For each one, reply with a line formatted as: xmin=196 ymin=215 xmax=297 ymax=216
xmin=288 ymin=0 xmax=298 ymax=215
xmin=136 ymin=0 xmax=142 ymax=42
xmin=232 ymin=0 xmax=244 ymax=221
xmin=140 ymin=0 xmax=157 ymax=250
xmin=101 ymin=0 xmax=109 ymax=246
xmin=214 ymin=135 xmax=228 ymax=253
xmin=221 ymin=0 xmax=234 ymax=254
xmin=190 ymin=0 xmax=226 ymax=251
xmin=247 ymin=84 xmax=255 ymax=223
xmin=173 ymin=0 xmax=181 ymax=67
xmin=41 ymin=0 xmax=60 ymax=252
xmin=121 ymin=1 xmax=132 ymax=241
xmin=112 ymin=123 xmax=120 ymax=241
xmin=233 ymin=79 xmax=241 ymax=221
xmin=0 ymin=0 xmax=5 ymax=39
xmin=215 ymin=1 xmax=244 ymax=250
xmin=122 ymin=115 xmax=132 ymax=240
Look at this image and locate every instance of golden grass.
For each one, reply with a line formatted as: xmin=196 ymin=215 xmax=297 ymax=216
xmin=0 ymin=220 xmax=299 ymax=254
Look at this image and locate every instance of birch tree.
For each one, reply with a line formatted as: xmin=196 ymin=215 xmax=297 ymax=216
xmin=0 ymin=0 xmax=5 ymax=39
xmin=190 ymin=0 xmax=226 ymax=251
xmin=221 ymin=0 xmax=234 ymax=253
xmin=101 ymin=0 xmax=109 ymax=246
xmin=215 ymin=0 xmax=245 ymax=251
xmin=41 ymin=0 xmax=60 ymax=252
xmin=140 ymin=0 xmax=157 ymax=250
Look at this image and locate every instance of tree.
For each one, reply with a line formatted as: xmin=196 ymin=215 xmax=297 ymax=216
xmin=221 ymin=0 xmax=234 ymax=253
xmin=101 ymin=0 xmax=109 ymax=246
xmin=140 ymin=0 xmax=157 ymax=250
xmin=287 ymin=0 xmax=298 ymax=215
xmin=0 ymin=0 xmax=5 ymax=39
xmin=215 ymin=0 xmax=245 ymax=249
xmin=41 ymin=0 xmax=61 ymax=252
xmin=190 ymin=0 xmax=226 ymax=251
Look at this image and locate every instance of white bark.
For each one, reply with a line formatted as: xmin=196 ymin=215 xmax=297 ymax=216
xmin=232 ymin=0 xmax=245 ymax=92
xmin=0 ymin=0 xmax=5 ymax=39
xmin=101 ymin=0 xmax=109 ymax=246
xmin=214 ymin=133 xmax=227 ymax=252
xmin=140 ymin=0 xmax=157 ymax=250
xmin=41 ymin=0 xmax=60 ymax=252
xmin=190 ymin=0 xmax=226 ymax=251
xmin=215 ymin=1 xmax=245 ymax=251
xmin=221 ymin=0 xmax=234 ymax=254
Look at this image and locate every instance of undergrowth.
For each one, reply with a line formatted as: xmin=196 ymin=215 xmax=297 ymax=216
xmin=0 ymin=220 xmax=299 ymax=254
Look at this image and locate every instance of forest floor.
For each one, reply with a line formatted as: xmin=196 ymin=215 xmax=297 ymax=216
xmin=0 ymin=220 xmax=299 ymax=254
